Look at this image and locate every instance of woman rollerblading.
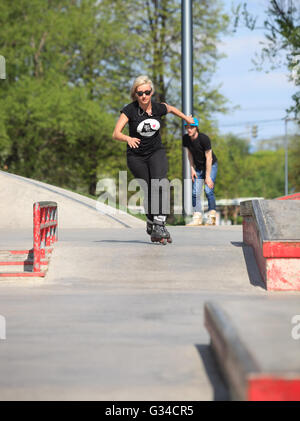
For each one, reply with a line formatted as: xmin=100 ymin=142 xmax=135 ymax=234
xmin=113 ymin=75 xmax=194 ymax=244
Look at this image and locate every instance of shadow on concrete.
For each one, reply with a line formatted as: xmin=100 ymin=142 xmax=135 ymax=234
xmin=195 ymin=344 xmax=230 ymax=401
xmin=93 ymin=240 xmax=151 ymax=245
xmin=231 ymin=241 xmax=266 ymax=290
xmin=23 ymin=250 xmax=34 ymax=272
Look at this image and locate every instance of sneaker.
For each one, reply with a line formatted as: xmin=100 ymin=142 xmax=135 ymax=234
xmin=205 ymin=210 xmax=217 ymax=226
xmin=186 ymin=212 xmax=203 ymax=226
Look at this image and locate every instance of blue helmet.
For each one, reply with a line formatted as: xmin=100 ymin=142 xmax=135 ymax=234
xmin=184 ymin=117 xmax=199 ymax=127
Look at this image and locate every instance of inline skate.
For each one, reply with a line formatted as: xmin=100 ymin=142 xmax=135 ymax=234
xmin=150 ymin=216 xmax=172 ymax=245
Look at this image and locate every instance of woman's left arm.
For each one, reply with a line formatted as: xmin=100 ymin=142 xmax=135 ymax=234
xmin=162 ymin=103 xmax=194 ymax=125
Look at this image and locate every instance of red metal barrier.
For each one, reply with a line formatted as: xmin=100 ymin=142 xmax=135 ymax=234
xmin=33 ymin=201 xmax=58 ymax=274
xmin=0 ymin=201 xmax=58 ymax=278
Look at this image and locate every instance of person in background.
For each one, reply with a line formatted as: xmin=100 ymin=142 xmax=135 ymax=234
xmin=183 ymin=118 xmax=218 ymax=226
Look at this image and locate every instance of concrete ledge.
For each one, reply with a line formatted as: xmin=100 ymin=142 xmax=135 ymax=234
xmin=240 ymin=200 xmax=300 ymax=291
xmin=204 ymin=301 xmax=300 ymax=401
xmin=204 ymin=301 xmax=259 ymax=400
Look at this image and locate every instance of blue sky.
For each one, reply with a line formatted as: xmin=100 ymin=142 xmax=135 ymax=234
xmin=213 ymin=0 xmax=298 ymax=149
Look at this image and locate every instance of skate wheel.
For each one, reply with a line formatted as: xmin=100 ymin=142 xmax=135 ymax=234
xmin=151 ymin=238 xmax=156 ymax=242
xmin=160 ymin=239 xmax=167 ymax=245
xmin=167 ymin=238 xmax=172 ymax=243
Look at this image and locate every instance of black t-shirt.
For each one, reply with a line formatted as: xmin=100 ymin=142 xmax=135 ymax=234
xmin=183 ymin=132 xmax=217 ymax=171
xmin=121 ymin=100 xmax=167 ymax=155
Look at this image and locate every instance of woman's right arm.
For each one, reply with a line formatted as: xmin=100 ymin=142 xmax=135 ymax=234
xmin=112 ymin=113 xmax=140 ymax=149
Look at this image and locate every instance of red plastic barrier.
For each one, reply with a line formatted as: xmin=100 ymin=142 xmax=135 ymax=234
xmin=33 ymin=201 xmax=58 ymax=274
xmin=0 ymin=201 xmax=58 ymax=278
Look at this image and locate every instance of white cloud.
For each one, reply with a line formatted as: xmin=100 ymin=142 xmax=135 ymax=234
xmin=217 ymin=33 xmax=266 ymax=57
xmin=214 ymin=0 xmax=297 ymax=140
xmin=218 ymin=70 xmax=295 ymax=92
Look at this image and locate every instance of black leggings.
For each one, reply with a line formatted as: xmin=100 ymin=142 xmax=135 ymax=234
xmin=127 ymin=148 xmax=168 ymax=220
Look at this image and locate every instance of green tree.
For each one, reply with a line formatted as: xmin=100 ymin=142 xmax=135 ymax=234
xmin=247 ymin=149 xmax=286 ymax=198
xmin=0 ymin=0 xmax=232 ymax=199
xmin=234 ymin=0 xmax=300 ymax=120
xmin=0 ymin=0 xmax=136 ymax=194
xmin=213 ymin=134 xmax=251 ymax=199
xmin=289 ymin=134 xmax=300 ymax=192
xmin=255 ymin=132 xmax=300 ymax=194
xmin=211 ymin=133 xmax=290 ymax=199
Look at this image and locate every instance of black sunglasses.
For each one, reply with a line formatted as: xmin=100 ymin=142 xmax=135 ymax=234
xmin=136 ymin=89 xmax=152 ymax=97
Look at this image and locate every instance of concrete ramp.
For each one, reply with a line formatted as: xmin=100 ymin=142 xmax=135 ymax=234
xmin=0 ymin=170 xmax=143 ymax=278
xmin=0 ymin=225 xmax=264 ymax=401
xmin=0 ymin=170 xmax=144 ymax=230
xmin=240 ymin=199 xmax=300 ymax=291
xmin=1 ymin=171 xmax=299 ymax=401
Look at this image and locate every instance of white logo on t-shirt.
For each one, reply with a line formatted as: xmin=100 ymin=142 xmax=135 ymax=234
xmin=137 ymin=119 xmax=160 ymax=137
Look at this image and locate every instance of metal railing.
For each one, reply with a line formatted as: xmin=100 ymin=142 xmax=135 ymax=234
xmin=0 ymin=201 xmax=58 ymax=278
xmin=33 ymin=202 xmax=58 ymax=273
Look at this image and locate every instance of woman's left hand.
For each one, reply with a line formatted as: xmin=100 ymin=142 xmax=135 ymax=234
xmin=185 ymin=115 xmax=195 ymax=125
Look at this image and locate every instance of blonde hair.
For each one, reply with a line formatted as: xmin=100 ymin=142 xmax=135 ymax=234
xmin=130 ymin=75 xmax=154 ymax=101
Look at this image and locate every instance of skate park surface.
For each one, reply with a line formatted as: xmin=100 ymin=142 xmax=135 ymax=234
xmin=0 ymin=170 xmax=299 ymax=401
